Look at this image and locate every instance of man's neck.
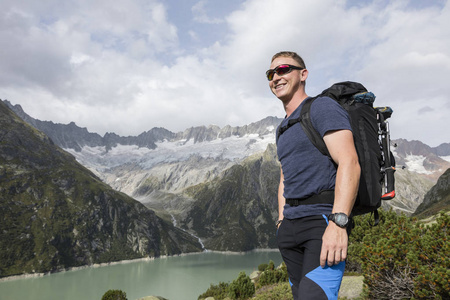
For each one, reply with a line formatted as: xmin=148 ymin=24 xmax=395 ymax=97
xmin=283 ymin=94 xmax=309 ymax=117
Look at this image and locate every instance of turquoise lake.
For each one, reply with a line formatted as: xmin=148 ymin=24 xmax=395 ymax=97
xmin=0 ymin=250 xmax=283 ymax=300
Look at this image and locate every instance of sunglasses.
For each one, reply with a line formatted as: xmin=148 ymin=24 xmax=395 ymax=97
xmin=266 ymin=64 xmax=303 ymax=81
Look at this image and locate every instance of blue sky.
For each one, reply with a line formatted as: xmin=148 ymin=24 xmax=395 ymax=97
xmin=1 ymin=0 xmax=449 ymax=147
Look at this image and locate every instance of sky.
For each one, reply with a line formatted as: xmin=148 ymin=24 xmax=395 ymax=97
xmin=1 ymin=0 xmax=449 ymax=147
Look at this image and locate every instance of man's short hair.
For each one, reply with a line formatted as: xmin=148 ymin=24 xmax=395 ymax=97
xmin=271 ymin=51 xmax=306 ymax=69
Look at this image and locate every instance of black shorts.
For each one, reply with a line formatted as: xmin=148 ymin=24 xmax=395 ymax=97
xmin=277 ymin=215 xmax=351 ymax=300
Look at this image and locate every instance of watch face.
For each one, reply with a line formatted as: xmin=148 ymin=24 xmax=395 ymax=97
xmin=335 ymin=213 xmax=348 ymax=226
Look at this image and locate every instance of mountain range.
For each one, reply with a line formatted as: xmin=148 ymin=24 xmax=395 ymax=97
xmin=5 ymin=100 xmax=449 ymax=211
xmin=1 ymin=99 xmax=449 ymax=276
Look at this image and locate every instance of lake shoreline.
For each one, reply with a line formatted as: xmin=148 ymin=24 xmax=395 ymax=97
xmin=0 ymin=250 xmax=285 ymax=300
xmin=0 ymin=248 xmax=279 ymax=282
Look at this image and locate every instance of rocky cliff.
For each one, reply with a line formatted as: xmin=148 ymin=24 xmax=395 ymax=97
xmin=0 ymin=101 xmax=202 ymax=278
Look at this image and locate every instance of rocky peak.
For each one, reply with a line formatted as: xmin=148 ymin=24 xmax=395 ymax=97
xmin=4 ymin=99 xmax=281 ymax=153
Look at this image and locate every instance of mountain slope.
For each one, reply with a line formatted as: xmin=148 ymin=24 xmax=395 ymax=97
xmin=413 ymin=168 xmax=450 ymax=218
xmin=0 ymin=101 xmax=201 ymax=278
xmin=179 ymin=144 xmax=280 ymax=251
xmin=381 ymin=168 xmax=435 ymax=214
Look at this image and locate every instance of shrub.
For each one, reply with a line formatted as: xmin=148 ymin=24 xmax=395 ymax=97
xmin=198 ymin=261 xmax=289 ymax=299
xmin=228 ymin=271 xmax=255 ymax=300
xmin=253 ymin=282 xmax=293 ymax=300
xmin=258 ymin=263 xmax=268 ymax=272
xmin=101 ymin=289 xmax=127 ymax=300
xmin=198 ymin=282 xmax=229 ymax=300
xmin=350 ymin=210 xmax=450 ymax=299
xmin=268 ymin=260 xmax=275 ymax=271
xmin=256 ymin=261 xmax=289 ymax=289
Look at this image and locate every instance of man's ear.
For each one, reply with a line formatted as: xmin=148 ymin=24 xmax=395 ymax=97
xmin=300 ymin=68 xmax=308 ymax=82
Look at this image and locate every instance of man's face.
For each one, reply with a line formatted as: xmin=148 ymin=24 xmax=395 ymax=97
xmin=268 ymin=56 xmax=304 ymax=102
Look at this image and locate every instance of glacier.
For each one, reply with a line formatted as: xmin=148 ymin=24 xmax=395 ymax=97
xmin=66 ymin=131 xmax=276 ymax=173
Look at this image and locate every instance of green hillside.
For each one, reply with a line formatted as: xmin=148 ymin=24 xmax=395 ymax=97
xmin=0 ymin=101 xmax=202 ymax=278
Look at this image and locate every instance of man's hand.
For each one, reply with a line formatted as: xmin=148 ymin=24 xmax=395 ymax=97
xmin=320 ymin=222 xmax=348 ymax=268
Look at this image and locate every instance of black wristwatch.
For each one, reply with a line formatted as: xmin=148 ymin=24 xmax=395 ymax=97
xmin=328 ymin=213 xmax=349 ymax=228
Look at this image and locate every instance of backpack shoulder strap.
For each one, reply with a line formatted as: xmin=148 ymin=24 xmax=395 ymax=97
xmin=276 ymin=115 xmax=301 ymax=144
xmin=299 ymin=96 xmax=330 ymax=157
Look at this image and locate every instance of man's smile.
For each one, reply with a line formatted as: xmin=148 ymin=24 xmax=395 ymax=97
xmin=275 ymin=82 xmax=286 ymax=90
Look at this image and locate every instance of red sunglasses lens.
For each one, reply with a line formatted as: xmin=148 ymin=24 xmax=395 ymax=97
xmin=275 ymin=65 xmax=290 ymax=76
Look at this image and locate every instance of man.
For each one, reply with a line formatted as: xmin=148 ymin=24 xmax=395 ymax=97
xmin=268 ymin=51 xmax=361 ymax=300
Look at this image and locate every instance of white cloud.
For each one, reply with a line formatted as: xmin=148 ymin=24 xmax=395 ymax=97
xmin=1 ymin=0 xmax=449 ymax=147
xmin=192 ymin=0 xmax=224 ymax=24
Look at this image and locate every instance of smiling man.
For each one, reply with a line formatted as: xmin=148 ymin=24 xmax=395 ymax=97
xmin=269 ymin=51 xmax=360 ymax=300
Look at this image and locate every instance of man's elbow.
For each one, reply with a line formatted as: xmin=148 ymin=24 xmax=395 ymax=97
xmin=352 ymin=158 xmax=361 ymax=180
xmin=342 ymin=153 xmax=360 ymax=178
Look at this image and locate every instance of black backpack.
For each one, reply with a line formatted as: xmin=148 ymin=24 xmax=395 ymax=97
xmin=278 ymin=81 xmax=396 ymax=224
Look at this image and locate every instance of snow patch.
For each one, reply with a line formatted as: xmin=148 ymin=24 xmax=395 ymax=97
xmin=66 ymin=133 xmax=276 ymax=172
xmin=405 ymin=154 xmax=433 ymax=175
xmin=441 ymin=155 xmax=450 ymax=163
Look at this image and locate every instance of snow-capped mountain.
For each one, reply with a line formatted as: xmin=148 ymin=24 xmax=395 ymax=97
xmin=393 ymin=139 xmax=450 ymax=179
xmin=4 ymin=99 xmax=450 ymax=228
xmin=65 ymin=126 xmax=278 ymax=194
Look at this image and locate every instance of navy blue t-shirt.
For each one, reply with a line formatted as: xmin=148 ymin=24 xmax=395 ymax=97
xmin=276 ymin=96 xmax=352 ymax=219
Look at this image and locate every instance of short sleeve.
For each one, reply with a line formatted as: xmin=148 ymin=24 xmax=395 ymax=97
xmin=310 ymin=96 xmax=352 ymax=137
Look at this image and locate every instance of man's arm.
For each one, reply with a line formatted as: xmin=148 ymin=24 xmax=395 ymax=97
xmin=320 ymin=129 xmax=360 ymax=267
xmin=277 ymin=167 xmax=286 ymax=227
